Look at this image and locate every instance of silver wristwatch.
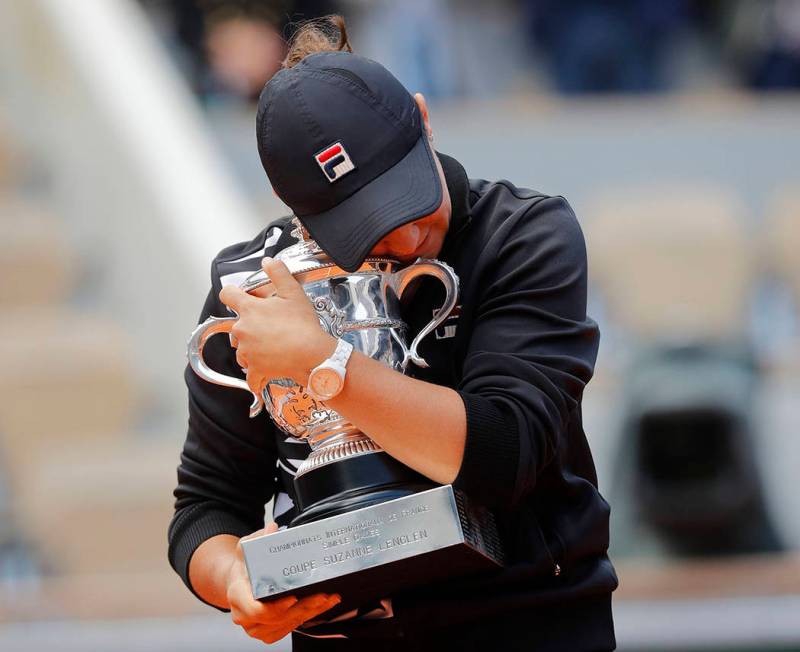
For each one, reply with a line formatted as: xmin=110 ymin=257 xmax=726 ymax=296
xmin=306 ymin=338 xmax=354 ymax=401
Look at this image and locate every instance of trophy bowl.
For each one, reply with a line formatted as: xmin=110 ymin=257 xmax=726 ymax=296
xmin=187 ymin=223 xmax=503 ymax=612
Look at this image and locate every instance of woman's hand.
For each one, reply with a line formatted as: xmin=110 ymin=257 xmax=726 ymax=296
xmin=226 ymin=522 xmax=341 ymax=644
xmin=219 ymin=257 xmax=336 ymax=393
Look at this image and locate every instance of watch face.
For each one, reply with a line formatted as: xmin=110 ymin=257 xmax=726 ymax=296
xmin=309 ymin=367 xmax=343 ymax=400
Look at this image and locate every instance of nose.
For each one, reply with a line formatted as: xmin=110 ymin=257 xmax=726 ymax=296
xmin=381 ymin=223 xmax=422 ymax=256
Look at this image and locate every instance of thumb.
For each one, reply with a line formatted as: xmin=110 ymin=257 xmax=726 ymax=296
xmin=219 ymin=284 xmax=251 ymax=313
xmin=242 ymin=521 xmax=279 ymax=543
xmin=262 ymin=258 xmax=305 ymax=299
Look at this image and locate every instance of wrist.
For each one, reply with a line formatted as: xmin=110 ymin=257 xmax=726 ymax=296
xmin=295 ymin=331 xmax=337 ymax=385
xmin=221 ymin=551 xmax=239 ymax=593
xmin=188 ymin=534 xmax=242 ymax=611
xmin=306 ymin=338 xmax=354 ymax=401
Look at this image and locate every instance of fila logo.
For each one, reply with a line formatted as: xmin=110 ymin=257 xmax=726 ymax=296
xmin=314 ymin=142 xmax=355 ymax=183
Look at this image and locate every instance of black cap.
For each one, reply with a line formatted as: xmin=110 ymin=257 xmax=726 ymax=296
xmin=256 ymin=51 xmax=442 ymax=272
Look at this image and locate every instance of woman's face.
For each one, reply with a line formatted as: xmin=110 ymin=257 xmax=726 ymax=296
xmin=368 ymin=211 xmax=448 ymax=263
xmin=368 ymin=154 xmax=451 ymax=263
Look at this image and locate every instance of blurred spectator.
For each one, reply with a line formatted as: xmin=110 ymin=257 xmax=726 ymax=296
xmin=143 ymin=0 xmax=340 ymax=101
xmin=521 ymin=0 xmax=691 ymax=93
xmin=723 ymin=0 xmax=800 ymax=89
xmin=354 ymin=0 xmax=458 ymax=100
xmin=204 ymin=5 xmax=286 ymax=99
xmin=143 ymin=1 xmax=800 ymax=101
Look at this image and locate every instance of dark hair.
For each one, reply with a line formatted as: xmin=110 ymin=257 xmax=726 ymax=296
xmin=283 ymin=15 xmax=352 ymax=69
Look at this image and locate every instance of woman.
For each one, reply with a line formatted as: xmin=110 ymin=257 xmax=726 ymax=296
xmin=168 ymin=16 xmax=618 ymax=651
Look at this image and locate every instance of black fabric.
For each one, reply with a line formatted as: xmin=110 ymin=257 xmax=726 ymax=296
xmin=292 ymin=595 xmax=615 ymax=651
xmin=292 ymin=595 xmax=616 ymax=652
xmin=256 ymin=51 xmax=443 ymax=272
xmin=258 ymin=53 xmax=432 ymax=210
xmin=257 ymin=52 xmax=422 ymax=215
xmin=168 ymin=252 xmax=283 ymax=611
xmin=167 ymin=504 xmax=255 ymax=608
xmin=168 ymin=153 xmax=618 ymax=647
xmin=299 ymin=132 xmax=442 ymax=272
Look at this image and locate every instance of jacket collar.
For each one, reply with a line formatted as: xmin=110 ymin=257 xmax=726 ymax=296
xmin=437 ymin=151 xmax=471 ymax=255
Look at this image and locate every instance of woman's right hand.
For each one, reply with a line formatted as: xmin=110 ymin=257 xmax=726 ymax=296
xmin=226 ymin=522 xmax=341 ymax=644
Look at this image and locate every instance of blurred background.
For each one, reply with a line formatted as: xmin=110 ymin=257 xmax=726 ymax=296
xmin=1 ymin=1 xmax=799 ymax=650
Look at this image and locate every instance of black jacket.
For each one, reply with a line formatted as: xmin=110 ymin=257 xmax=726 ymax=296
xmin=168 ymin=153 xmax=618 ymax=649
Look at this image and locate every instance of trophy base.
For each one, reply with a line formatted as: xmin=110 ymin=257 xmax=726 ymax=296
xmin=291 ymin=451 xmax=434 ymax=527
xmin=241 ymin=485 xmax=504 ymax=614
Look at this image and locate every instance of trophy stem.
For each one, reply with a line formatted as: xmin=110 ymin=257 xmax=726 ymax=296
xmin=296 ymin=432 xmax=382 ymax=478
xmin=291 ymin=451 xmax=436 ymax=527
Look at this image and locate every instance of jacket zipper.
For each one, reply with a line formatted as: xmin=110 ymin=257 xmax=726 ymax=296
xmin=538 ymin=521 xmax=562 ymax=577
xmin=552 ymin=528 xmax=565 ymax=577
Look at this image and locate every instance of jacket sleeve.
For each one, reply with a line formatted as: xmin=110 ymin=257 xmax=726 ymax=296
xmin=452 ymin=196 xmax=599 ymax=510
xmin=167 ymin=260 xmax=279 ymax=609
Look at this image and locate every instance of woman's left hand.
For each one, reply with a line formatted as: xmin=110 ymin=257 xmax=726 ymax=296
xmin=219 ymin=257 xmax=336 ymax=393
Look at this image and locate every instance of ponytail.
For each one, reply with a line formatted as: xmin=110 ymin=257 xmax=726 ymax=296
xmin=283 ymin=15 xmax=353 ymax=69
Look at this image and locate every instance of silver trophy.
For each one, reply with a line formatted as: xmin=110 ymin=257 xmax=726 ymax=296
xmin=187 ymin=221 xmax=503 ymax=610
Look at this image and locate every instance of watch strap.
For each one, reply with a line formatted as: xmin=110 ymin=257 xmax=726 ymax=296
xmin=328 ymin=338 xmax=354 ymax=370
xmin=306 ymin=338 xmax=353 ymax=401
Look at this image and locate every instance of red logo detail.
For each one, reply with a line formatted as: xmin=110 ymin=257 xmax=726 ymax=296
xmin=314 ymin=142 xmax=355 ymax=182
xmin=316 ymin=144 xmax=342 ymax=163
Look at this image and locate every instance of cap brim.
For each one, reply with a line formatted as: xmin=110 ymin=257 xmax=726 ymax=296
xmin=297 ymin=134 xmax=442 ymax=272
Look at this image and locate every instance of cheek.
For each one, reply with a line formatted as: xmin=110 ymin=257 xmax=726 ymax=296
xmin=370 ymin=238 xmax=391 ymax=256
xmin=424 ymin=221 xmax=447 ymax=252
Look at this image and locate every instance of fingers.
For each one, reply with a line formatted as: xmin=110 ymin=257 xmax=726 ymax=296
xmin=232 ymin=592 xmax=340 ymax=637
xmin=221 ymin=258 xmax=304 ymax=314
xmin=261 ymin=257 xmax=305 ymax=299
xmin=219 ymin=285 xmax=252 ymax=312
xmin=244 ymin=623 xmax=291 ymax=644
xmin=245 ymin=372 xmax=267 ymax=397
xmin=244 ymin=594 xmax=340 ymax=643
xmin=230 ymin=328 xmax=267 ymax=394
xmin=266 ymin=593 xmax=301 ymax=613
xmin=230 ymin=589 xmax=298 ymax=627
xmin=241 ymin=521 xmax=279 ymax=543
xmin=285 ymin=593 xmax=340 ymax=620
xmin=243 ymin=594 xmax=341 ymax=643
xmin=235 ymin=348 xmax=247 ymax=370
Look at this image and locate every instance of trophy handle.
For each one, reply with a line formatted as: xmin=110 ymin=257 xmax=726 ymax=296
xmin=187 ymin=316 xmax=264 ymax=418
xmin=391 ymin=259 xmax=460 ymax=369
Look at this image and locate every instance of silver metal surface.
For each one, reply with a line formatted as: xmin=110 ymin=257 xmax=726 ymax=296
xmin=242 ymin=485 xmax=472 ymax=600
xmin=296 ymin=437 xmax=382 ymax=473
xmin=187 ymin=224 xmax=460 ymax=476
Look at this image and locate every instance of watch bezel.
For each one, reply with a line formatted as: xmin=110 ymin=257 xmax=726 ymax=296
xmin=307 ymin=365 xmax=344 ymax=401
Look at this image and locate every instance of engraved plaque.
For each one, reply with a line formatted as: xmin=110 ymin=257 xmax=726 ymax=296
xmin=241 ymin=485 xmax=503 ymax=610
